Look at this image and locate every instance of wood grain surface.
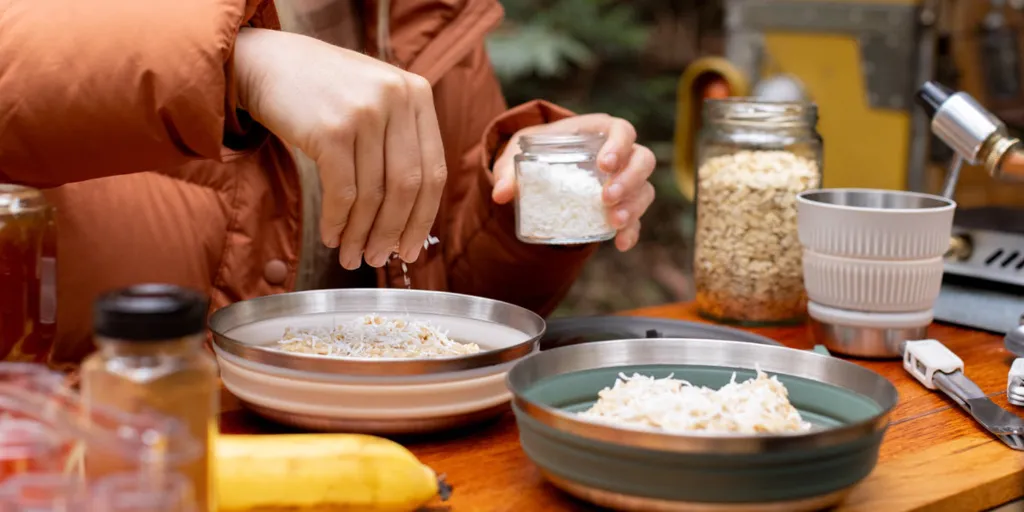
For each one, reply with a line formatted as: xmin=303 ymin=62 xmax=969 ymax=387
xmin=219 ymin=302 xmax=1024 ymax=512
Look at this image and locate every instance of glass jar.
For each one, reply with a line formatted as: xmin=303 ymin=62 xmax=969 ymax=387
xmin=81 ymin=284 xmax=216 ymax=512
xmin=0 ymin=185 xmax=57 ymax=363
xmin=514 ymin=133 xmax=617 ymax=245
xmin=693 ymin=99 xmax=823 ymax=325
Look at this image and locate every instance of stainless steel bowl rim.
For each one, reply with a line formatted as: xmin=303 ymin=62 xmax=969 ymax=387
xmin=209 ymin=289 xmax=545 ymax=376
xmin=796 ymin=188 xmax=955 ymax=213
xmin=507 ymin=338 xmax=898 ymax=455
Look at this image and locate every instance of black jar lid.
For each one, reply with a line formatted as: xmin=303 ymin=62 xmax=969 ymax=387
xmin=94 ymin=284 xmax=209 ymax=341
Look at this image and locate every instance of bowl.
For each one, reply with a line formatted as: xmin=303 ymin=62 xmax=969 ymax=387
xmin=802 ymin=249 xmax=944 ymax=312
xmin=209 ymin=289 xmax=545 ymax=434
xmin=507 ymin=338 xmax=898 ymax=512
xmin=797 ymin=188 xmax=955 ymax=260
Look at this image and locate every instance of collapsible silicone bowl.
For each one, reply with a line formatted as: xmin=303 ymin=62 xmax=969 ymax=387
xmin=507 ymin=338 xmax=898 ymax=512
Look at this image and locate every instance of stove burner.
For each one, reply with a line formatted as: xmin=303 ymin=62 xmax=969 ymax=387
xmin=540 ymin=316 xmax=781 ymax=352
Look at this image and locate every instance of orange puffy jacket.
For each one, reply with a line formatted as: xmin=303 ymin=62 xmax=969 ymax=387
xmin=0 ymin=0 xmax=595 ymax=366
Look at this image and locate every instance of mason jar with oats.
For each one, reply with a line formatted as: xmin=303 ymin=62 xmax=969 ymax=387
xmin=693 ymin=99 xmax=822 ymax=325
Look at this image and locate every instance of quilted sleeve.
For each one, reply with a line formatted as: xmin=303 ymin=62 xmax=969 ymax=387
xmin=0 ymin=0 xmax=271 ymax=187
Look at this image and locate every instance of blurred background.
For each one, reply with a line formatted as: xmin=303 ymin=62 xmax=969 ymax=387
xmin=488 ymin=0 xmax=1024 ymax=317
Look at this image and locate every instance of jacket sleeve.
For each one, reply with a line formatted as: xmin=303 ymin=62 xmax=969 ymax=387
xmin=0 ymin=0 xmax=272 ymax=187
xmin=446 ymin=99 xmax=598 ymax=317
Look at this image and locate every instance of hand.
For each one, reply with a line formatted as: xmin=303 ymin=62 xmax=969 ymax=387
xmin=492 ymin=114 xmax=656 ymax=251
xmin=232 ymin=28 xmax=447 ymax=269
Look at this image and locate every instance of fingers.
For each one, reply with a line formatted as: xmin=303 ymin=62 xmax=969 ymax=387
xmin=490 ymin=154 xmax=517 ymax=205
xmin=317 ymin=130 xmax=358 ymax=250
xmin=337 ymin=111 xmax=386 ymax=270
xmin=596 ymin=116 xmax=637 ymax=173
xmin=397 ymin=74 xmax=447 ymax=263
xmin=615 ymin=220 xmax=642 ymax=252
xmin=544 ymin=114 xmax=636 ymax=173
xmin=364 ymin=83 xmax=423 ymax=267
xmin=608 ymin=182 xmax=655 ymax=230
xmin=604 ymin=144 xmax=656 ymax=205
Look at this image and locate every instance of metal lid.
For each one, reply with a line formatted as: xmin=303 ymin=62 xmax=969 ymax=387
xmin=208 ymin=289 xmax=545 ymax=376
xmin=540 ymin=316 xmax=781 ymax=351
xmin=94 ymin=284 xmax=209 ymax=342
xmin=0 ymin=184 xmax=48 ymax=215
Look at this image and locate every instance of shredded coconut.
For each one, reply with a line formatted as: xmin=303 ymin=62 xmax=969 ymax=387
xmin=578 ymin=369 xmax=811 ymax=435
xmin=275 ymin=314 xmax=480 ymax=358
xmin=516 ymin=162 xmax=615 ymax=242
xmin=387 ymin=235 xmax=441 ymax=288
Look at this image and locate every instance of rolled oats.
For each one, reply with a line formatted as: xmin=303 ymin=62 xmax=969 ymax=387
xmin=694 ymin=150 xmax=820 ymax=323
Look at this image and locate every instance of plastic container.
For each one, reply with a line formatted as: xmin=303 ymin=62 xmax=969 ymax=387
xmin=693 ymin=99 xmax=823 ymax=325
xmin=513 ymin=133 xmax=616 ymax=245
xmin=0 ymin=185 xmax=57 ymax=362
xmin=0 ymin=363 xmax=199 ymax=511
xmin=81 ymin=284 xmax=218 ymax=511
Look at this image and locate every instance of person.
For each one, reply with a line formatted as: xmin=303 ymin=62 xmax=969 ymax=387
xmin=0 ymin=0 xmax=657 ymax=366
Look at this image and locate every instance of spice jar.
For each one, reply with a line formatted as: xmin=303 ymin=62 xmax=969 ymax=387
xmin=693 ymin=99 xmax=823 ymax=325
xmin=514 ymin=133 xmax=616 ymax=245
xmin=0 ymin=185 xmax=57 ymax=363
xmin=81 ymin=284 xmax=217 ymax=512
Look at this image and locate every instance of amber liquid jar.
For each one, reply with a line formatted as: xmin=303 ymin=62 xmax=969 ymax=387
xmin=693 ymin=99 xmax=823 ymax=326
xmin=0 ymin=185 xmax=56 ymax=363
xmin=81 ymin=284 xmax=217 ymax=512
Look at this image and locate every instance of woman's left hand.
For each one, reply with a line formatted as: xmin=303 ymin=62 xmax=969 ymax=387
xmin=492 ymin=114 xmax=657 ymax=251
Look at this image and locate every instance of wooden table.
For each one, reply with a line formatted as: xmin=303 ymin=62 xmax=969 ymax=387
xmin=220 ymin=302 xmax=1024 ymax=512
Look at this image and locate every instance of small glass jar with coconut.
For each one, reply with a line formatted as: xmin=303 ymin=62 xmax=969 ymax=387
xmin=513 ymin=133 xmax=616 ymax=245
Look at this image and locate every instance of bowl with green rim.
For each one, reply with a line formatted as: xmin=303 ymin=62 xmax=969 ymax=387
xmin=507 ymin=338 xmax=898 ymax=512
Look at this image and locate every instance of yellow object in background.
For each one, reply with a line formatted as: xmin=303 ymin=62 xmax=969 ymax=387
xmin=676 ymin=0 xmax=925 ymax=197
xmin=761 ymin=33 xmax=910 ymax=191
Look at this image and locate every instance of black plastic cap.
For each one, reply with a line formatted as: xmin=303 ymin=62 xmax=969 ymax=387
xmin=916 ymin=81 xmax=955 ymax=117
xmin=93 ymin=284 xmax=209 ymax=342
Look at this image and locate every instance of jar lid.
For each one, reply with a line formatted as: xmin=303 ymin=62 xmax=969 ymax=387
xmin=93 ymin=284 xmax=209 ymax=341
xmin=0 ymin=184 xmax=48 ymax=215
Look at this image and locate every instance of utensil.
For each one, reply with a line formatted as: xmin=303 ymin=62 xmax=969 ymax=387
xmin=507 ymin=338 xmax=898 ymax=511
xmin=1008 ymin=358 xmax=1024 ymax=407
xmin=209 ymin=289 xmax=545 ymax=434
xmin=903 ymin=339 xmax=1024 ymax=450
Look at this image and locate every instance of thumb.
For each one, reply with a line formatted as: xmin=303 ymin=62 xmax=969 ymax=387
xmin=491 ymin=157 xmax=516 ymax=205
xmin=491 ymin=137 xmax=521 ymax=205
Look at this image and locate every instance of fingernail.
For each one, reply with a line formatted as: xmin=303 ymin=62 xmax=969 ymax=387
xmin=370 ymin=253 xmax=387 ymax=268
xmin=606 ymin=183 xmax=623 ymax=202
xmin=602 ymin=153 xmax=618 ymax=172
xmin=404 ymin=247 xmax=421 ymax=264
xmin=340 ymin=255 xmax=356 ymax=270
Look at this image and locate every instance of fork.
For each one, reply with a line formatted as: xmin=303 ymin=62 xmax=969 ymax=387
xmin=904 ymin=339 xmax=1024 ymax=451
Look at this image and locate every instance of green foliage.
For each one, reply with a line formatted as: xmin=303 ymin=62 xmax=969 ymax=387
xmin=486 ymin=0 xmax=677 ymax=140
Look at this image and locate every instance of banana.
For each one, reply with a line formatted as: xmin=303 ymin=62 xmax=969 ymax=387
xmin=215 ymin=433 xmax=449 ymax=512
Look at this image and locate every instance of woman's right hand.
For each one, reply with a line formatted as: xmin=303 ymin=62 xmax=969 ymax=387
xmin=232 ymin=28 xmax=447 ymax=270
